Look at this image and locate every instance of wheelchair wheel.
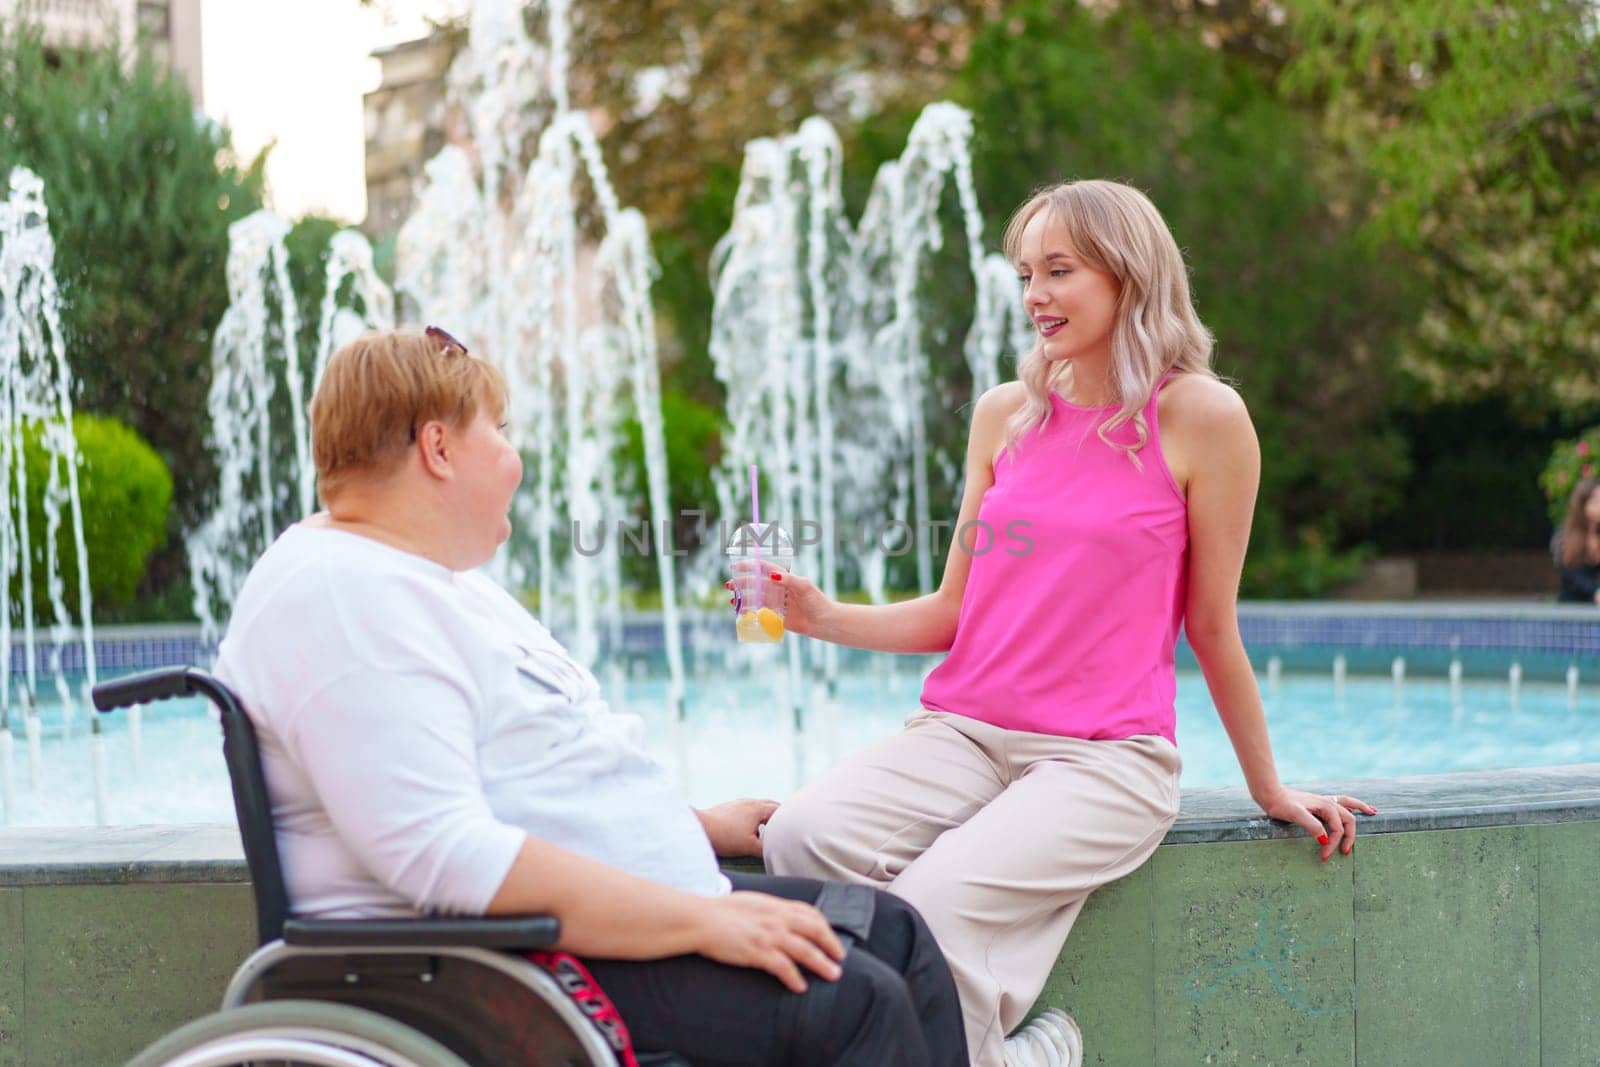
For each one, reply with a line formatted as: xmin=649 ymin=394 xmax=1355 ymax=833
xmin=126 ymin=999 xmax=473 ymax=1067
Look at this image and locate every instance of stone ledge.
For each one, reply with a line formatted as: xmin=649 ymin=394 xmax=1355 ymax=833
xmin=0 ymin=824 xmax=248 ymax=887
xmin=1167 ymin=762 xmax=1600 ymax=844
xmin=4 ymin=764 xmax=1597 ymax=886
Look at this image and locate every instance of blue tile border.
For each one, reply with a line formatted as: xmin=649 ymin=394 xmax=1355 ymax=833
xmin=1234 ymin=609 xmax=1600 ymax=658
xmin=7 ymin=625 xmax=215 ymax=679
xmin=7 ymin=602 xmax=1598 ymax=683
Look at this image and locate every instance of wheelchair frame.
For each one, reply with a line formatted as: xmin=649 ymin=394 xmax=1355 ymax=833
xmin=95 ymin=666 xmax=687 ymax=1067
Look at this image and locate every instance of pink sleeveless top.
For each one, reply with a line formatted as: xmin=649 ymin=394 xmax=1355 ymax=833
xmin=920 ymin=376 xmax=1188 ymax=744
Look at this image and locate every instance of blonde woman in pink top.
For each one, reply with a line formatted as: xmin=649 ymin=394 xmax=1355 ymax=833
xmin=750 ymin=180 xmax=1376 ymax=1067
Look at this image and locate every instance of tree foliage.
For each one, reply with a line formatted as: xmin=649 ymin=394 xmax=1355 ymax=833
xmin=958 ymin=0 xmax=1419 ymax=566
xmin=0 ymin=20 xmax=266 ymax=562
xmin=616 ymin=389 xmax=724 ymax=591
xmin=572 ymin=0 xmax=1000 ymax=398
xmin=574 ymin=0 xmax=999 ymax=229
xmin=1540 ymin=421 xmax=1600 ymax=527
xmin=395 ymin=1 xmax=1600 ymax=577
xmin=1277 ymin=0 xmax=1600 ymax=410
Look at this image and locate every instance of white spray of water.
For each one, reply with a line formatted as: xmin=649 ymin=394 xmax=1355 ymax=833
xmin=707 ymin=103 xmax=1032 ymax=698
xmin=397 ymin=0 xmax=686 ymax=716
xmin=189 ymin=215 xmax=395 ymax=642
xmin=310 ymin=231 xmax=397 ymax=415
xmin=189 ymin=212 xmax=298 ymax=639
xmin=0 ymin=167 xmax=100 ymax=823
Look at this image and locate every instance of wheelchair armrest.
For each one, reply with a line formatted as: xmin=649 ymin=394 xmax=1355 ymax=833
xmin=283 ymin=915 xmax=561 ymax=950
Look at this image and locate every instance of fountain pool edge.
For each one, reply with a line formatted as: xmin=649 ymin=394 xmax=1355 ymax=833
xmin=3 ymin=764 xmax=1597 ymax=1063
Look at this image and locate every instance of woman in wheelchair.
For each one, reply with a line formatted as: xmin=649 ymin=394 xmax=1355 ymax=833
xmin=211 ymin=327 xmax=967 ymax=1066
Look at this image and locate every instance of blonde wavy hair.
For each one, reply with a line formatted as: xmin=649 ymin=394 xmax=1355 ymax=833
xmin=1001 ymin=180 xmax=1215 ymax=462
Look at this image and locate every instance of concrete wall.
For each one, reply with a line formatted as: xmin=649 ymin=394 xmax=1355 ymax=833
xmin=1339 ymin=552 xmax=1560 ymax=600
xmin=3 ymin=768 xmax=1598 ymax=1065
xmin=1044 ymin=821 xmax=1600 ymax=1065
xmin=0 ymin=826 xmax=255 ymax=1066
xmin=0 ymin=882 xmax=254 ymax=1065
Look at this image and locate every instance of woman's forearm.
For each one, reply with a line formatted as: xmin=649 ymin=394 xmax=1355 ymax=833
xmin=810 ymin=589 xmax=962 ymax=653
xmin=1189 ymin=622 xmax=1285 ymax=806
xmin=486 ymin=835 xmax=710 ymax=959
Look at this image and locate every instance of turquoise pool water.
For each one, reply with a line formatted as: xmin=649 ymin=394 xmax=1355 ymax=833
xmin=4 ymin=658 xmax=1597 ymax=826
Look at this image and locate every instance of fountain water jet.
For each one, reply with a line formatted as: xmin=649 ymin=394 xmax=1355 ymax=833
xmin=707 ymin=103 xmax=1032 ymax=701
xmin=0 ymin=167 xmax=101 ymax=824
xmin=189 ymin=213 xmax=394 ymax=642
xmin=310 ymin=231 xmax=397 ymax=412
xmin=396 ymin=0 xmax=686 ymax=717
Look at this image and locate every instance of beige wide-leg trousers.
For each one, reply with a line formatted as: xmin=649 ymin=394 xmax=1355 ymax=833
xmin=764 ymin=710 xmax=1182 ymax=1067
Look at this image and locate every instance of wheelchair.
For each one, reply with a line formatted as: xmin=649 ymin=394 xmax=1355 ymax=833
xmin=94 ymin=667 xmax=692 ymax=1067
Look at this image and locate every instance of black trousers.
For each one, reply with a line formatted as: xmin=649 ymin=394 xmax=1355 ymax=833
xmin=582 ymin=872 xmax=968 ymax=1067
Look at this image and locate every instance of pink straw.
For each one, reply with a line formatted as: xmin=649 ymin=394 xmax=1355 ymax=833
xmin=749 ymin=464 xmax=763 ymax=611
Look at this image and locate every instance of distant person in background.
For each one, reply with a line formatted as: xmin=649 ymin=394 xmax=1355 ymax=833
xmin=1553 ymin=476 xmax=1600 ymax=605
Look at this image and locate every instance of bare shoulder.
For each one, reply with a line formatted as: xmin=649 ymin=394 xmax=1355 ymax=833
xmin=1160 ymin=372 xmax=1247 ymax=419
xmin=1159 ymin=373 xmax=1252 ymax=441
xmin=973 ymin=379 xmax=1029 ymax=424
xmin=1157 ymin=374 xmax=1255 ymax=492
xmin=970 ymin=380 xmax=1028 ymax=466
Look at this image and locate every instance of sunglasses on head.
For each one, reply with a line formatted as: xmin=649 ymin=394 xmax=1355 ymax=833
xmin=409 ymin=325 xmax=471 ymax=442
xmin=425 ymin=324 xmax=469 ymax=356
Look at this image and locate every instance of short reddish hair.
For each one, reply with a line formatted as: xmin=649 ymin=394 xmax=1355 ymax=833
xmin=311 ymin=329 xmax=508 ymax=503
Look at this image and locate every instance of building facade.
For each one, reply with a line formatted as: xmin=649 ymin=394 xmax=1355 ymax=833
xmin=363 ymin=32 xmax=455 ymax=238
xmin=0 ymin=0 xmax=203 ymax=105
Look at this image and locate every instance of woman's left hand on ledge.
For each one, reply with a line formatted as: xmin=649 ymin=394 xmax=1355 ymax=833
xmin=1259 ymin=787 xmax=1379 ymax=863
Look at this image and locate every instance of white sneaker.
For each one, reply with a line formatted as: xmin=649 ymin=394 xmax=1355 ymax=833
xmin=1002 ymin=1009 xmax=1082 ymax=1067
xmin=1037 ymin=1010 xmax=1083 ymax=1066
xmin=1002 ymin=1025 xmax=1054 ymax=1067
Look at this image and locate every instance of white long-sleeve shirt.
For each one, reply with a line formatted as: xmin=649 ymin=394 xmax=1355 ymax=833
xmin=215 ymin=524 xmax=726 ymax=918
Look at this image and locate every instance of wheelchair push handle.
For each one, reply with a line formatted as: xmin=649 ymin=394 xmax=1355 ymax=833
xmin=93 ymin=667 xmax=206 ymax=711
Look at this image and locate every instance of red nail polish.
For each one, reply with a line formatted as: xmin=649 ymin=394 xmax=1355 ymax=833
xmin=770 ymin=573 xmax=781 ymax=582
xmin=1317 ymin=834 xmax=1329 ymax=846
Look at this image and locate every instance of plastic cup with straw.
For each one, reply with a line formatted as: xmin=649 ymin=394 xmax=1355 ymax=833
xmin=729 ymin=464 xmax=793 ymax=643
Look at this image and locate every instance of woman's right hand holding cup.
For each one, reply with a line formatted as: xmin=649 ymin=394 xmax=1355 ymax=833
xmin=726 ymin=559 xmax=827 ymax=639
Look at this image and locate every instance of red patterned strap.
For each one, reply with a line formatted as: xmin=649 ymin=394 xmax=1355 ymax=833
xmin=525 ymin=950 xmax=640 ymax=1067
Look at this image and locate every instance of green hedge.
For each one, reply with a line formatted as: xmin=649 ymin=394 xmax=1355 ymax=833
xmin=9 ymin=414 xmax=172 ymax=621
xmin=1238 ymin=537 xmax=1372 ymax=601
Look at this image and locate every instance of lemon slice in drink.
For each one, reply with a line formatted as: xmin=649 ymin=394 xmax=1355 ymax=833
xmin=756 ymin=607 xmax=785 ymax=640
xmin=736 ymin=608 xmax=785 ymax=643
xmin=734 ymin=610 xmax=763 ymax=643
